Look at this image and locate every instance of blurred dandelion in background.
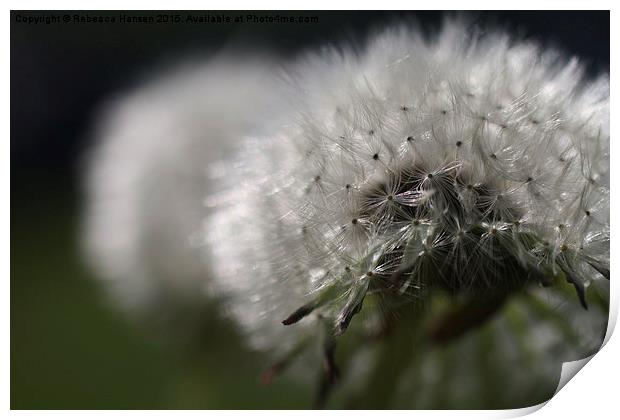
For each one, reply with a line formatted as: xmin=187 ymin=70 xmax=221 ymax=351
xmin=83 ymin=17 xmax=609 ymax=409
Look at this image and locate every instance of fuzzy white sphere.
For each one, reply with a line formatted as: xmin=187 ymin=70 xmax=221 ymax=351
xmin=83 ymin=55 xmax=283 ymax=315
xmin=205 ymin=22 xmax=609 ymax=352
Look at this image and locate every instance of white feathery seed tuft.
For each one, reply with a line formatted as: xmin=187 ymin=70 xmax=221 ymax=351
xmin=83 ymin=55 xmax=283 ymax=316
xmin=204 ymin=21 xmax=609 ymax=352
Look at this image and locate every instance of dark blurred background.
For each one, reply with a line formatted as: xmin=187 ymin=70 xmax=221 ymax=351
xmin=11 ymin=10 xmax=609 ymax=409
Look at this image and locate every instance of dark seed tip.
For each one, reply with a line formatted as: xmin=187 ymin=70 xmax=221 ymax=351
xmin=282 ymin=303 xmax=315 ymax=325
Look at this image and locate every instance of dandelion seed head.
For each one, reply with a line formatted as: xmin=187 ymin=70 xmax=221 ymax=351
xmin=204 ymin=20 xmax=609 ymax=352
xmin=83 ymin=55 xmax=284 ymax=320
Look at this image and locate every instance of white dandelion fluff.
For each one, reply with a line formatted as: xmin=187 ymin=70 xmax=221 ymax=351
xmin=204 ymin=21 xmax=609 ymax=354
xmin=83 ymin=54 xmax=283 ymax=317
xmin=84 ymin=18 xmax=609 ymax=407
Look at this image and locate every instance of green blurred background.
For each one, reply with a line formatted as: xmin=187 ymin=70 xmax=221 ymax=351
xmin=11 ymin=177 xmax=316 ymax=408
xmin=11 ymin=10 xmax=609 ymax=409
